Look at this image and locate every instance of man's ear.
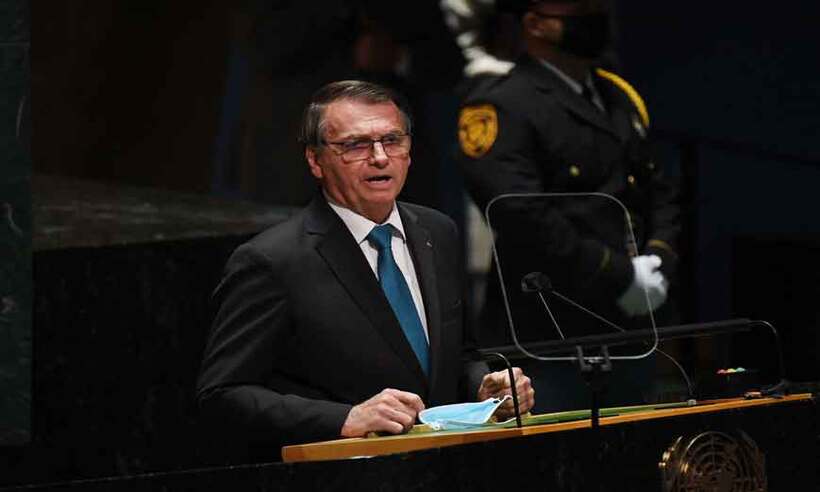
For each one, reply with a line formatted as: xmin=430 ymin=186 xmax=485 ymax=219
xmin=306 ymin=146 xmax=323 ymax=179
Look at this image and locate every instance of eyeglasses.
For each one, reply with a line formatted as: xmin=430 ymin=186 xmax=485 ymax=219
xmin=321 ymin=133 xmax=412 ymax=162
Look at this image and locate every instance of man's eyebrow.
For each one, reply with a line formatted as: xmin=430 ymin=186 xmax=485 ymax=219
xmin=333 ymin=129 xmax=406 ymax=140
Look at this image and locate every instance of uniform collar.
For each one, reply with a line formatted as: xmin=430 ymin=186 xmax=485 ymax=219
xmin=517 ymin=55 xmax=618 ymax=139
xmin=537 ymin=58 xmax=604 ymax=111
xmin=537 ymin=58 xmax=585 ymax=94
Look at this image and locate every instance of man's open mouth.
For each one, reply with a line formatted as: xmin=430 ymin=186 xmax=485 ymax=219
xmin=365 ymin=175 xmax=391 ymax=182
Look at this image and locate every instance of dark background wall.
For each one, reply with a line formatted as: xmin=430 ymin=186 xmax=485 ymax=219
xmin=615 ymin=1 xmax=820 ymax=380
xmin=32 ymin=1 xmax=230 ymax=192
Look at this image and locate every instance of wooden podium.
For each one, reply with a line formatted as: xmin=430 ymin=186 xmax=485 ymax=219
xmin=280 ymin=394 xmax=817 ymax=490
xmin=2 ymin=394 xmax=815 ymax=490
xmin=282 ymin=395 xmax=809 ymax=463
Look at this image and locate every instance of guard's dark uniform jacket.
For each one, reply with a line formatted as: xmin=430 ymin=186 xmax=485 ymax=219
xmin=458 ymin=55 xmax=680 ymax=348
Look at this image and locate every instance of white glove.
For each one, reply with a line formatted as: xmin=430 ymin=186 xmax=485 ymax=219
xmin=441 ymin=0 xmax=515 ymax=77
xmin=463 ymin=49 xmax=514 ymax=77
xmin=617 ymin=255 xmax=669 ymax=317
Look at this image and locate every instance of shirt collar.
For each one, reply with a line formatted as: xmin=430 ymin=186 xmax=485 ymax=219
xmin=537 ymin=58 xmax=593 ymax=95
xmin=325 ymin=194 xmax=406 ymax=245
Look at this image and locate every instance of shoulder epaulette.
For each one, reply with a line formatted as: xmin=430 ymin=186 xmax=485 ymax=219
xmin=595 ymin=68 xmax=649 ymax=128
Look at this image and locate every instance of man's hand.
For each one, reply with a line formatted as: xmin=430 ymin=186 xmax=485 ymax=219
xmin=476 ymin=367 xmax=535 ymax=420
xmin=340 ymin=388 xmax=425 ymax=438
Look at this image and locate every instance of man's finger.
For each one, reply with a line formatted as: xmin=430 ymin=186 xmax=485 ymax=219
xmin=498 ymin=368 xmax=524 ymax=388
xmin=385 ymin=388 xmax=425 ymax=413
xmin=373 ymin=402 xmax=415 ymax=433
xmin=380 ymin=392 xmax=423 ymax=421
xmin=385 ymin=405 xmax=415 ymax=428
xmin=485 ymin=369 xmax=516 ymax=389
xmin=376 ymin=397 xmax=417 ymax=426
xmin=514 ymin=375 xmax=531 ymax=392
xmin=482 ymin=371 xmax=503 ymax=388
xmin=375 ymin=416 xmax=405 ymax=435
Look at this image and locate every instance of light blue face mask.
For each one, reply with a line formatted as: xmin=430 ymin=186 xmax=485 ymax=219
xmin=418 ymin=396 xmax=512 ymax=431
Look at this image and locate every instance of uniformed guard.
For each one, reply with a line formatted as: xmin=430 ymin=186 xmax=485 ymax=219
xmin=456 ymin=0 xmax=681 ymax=411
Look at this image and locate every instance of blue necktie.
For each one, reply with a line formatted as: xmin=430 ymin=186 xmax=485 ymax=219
xmin=367 ymin=224 xmax=430 ymax=376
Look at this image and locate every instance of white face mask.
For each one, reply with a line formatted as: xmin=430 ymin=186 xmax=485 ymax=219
xmin=419 ymin=395 xmax=512 ymax=431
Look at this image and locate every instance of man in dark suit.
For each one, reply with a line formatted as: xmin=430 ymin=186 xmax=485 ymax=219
xmin=197 ymin=80 xmax=534 ymax=459
xmin=456 ymin=0 xmax=680 ymax=411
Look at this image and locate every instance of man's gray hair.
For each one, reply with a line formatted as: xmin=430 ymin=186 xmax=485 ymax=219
xmin=299 ymin=80 xmax=412 ymax=148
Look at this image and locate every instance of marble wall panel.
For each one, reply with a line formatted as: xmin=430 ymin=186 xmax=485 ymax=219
xmin=0 ymin=0 xmax=31 ymax=446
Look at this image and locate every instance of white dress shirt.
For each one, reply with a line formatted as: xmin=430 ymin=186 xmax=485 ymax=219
xmin=326 ymin=198 xmax=430 ymax=341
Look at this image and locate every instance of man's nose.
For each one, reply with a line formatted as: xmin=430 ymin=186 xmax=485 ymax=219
xmin=370 ymin=141 xmax=389 ymax=165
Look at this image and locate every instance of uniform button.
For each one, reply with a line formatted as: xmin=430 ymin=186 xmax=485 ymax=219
xmin=569 ymin=165 xmax=580 ymax=177
xmin=627 ymin=175 xmax=636 ymax=185
xmin=648 ymin=162 xmax=656 ymax=171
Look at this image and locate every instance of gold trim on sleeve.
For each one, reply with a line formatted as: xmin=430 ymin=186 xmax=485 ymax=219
xmin=647 ymin=239 xmax=677 ymax=259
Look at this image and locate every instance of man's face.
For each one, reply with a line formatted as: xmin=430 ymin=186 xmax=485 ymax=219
xmin=306 ymin=99 xmax=410 ymax=223
xmin=529 ymin=0 xmax=611 ymax=59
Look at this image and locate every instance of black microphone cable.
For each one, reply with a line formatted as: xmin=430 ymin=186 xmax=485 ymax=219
xmin=749 ymin=319 xmax=789 ymax=397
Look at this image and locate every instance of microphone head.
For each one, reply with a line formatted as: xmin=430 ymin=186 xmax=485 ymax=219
xmin=521 ymin=272 xmax=552 ymax=294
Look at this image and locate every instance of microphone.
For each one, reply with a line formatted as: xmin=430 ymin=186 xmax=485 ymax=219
xmin=521 ymin=271 xmax=552 ymax=294
xmin=521 ymin=271 xmax=564 ymax=340
xmin=520 ymin=271 xmax=694 ymax=399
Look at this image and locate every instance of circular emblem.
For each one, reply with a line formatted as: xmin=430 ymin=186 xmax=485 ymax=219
xmin=458 ymin=104 xmax=498 ymax=158
xmin=659 ymin=431 xmax=766 ymax=492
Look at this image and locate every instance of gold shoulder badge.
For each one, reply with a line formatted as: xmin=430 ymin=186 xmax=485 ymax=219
xmin=458 ymin=104 xmax=498 ymax=158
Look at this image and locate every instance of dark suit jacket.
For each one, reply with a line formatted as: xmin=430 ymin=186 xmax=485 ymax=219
xmin=459 ymin=55 xmax=680 ymax=343
xmin=196 ymin=196 xmax=487 ymax=457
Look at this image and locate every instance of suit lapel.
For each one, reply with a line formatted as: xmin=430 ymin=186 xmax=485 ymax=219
xmin=305 ymin=197 xmax=429 ymax=388
xmin=518 ymin=57 xmax=622 ymax=141
xmin=399 ymin=204 xmax=442 ymax=392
